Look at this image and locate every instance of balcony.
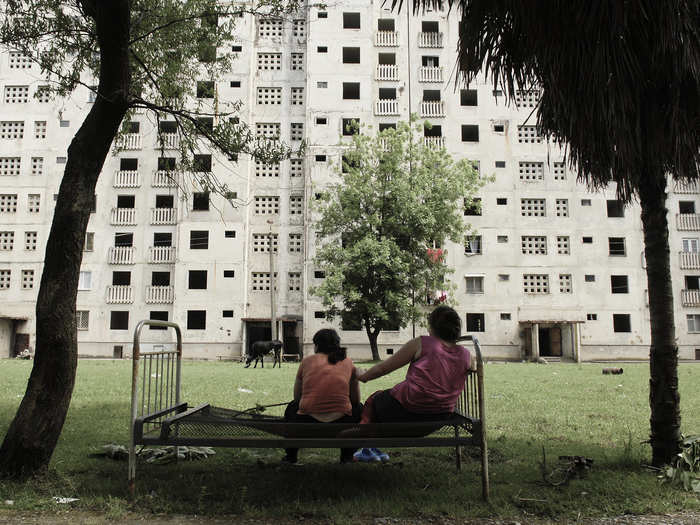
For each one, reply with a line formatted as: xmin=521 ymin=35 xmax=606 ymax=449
xmin=149 ymin=246 xmax=176 ymax=264
xmin=110 ymin=207 xmax=137 ymax=226
xmin=106 ymin=285 xmax=134 ymax=304
xmin=374 ymin=99 xmax=399 ymax=116
xmin=418 ymin=66 xmax=443 ymax=83
xmin=145 ymin=285 xmax=174 ymax=304
xmin=423 ymin=136 xmax=445 ymax=149
xmin=108 ymin=246 xmax=135 ymax=265
xmin=677 ymin=213 xmax=700 ymax=230
xmin=681 ymin=289 xmax=700 ymax=307
xmin=115 ymin=133 xmax=141 ymax=150
xmin=674 ymin=180 xmax=699 ymax=194
xmin=157 ymin=133 xmax=179 ymax=150
xmin=375 ymin=64 xmax=399 ymax=81
xmin=113 ymin=170 xmax=140 ymax=188
xmin=152 ymin=170 xmax=178 ymax=188
xmin=151 ymin=207 xmax=177 ymax=225
xmin=420 ymin=100 xmax=445 ymax=118
xmin=418 ymin=32 xmax=443 ymax=48
xmin=679 ymin=251 xmax=700 ymax=269
xmin=375 ymin=31 xmax=398 ymax=47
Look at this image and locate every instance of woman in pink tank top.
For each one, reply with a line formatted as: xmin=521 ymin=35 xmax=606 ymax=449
xmin=357 ymin=305 xmax=474 ymax=423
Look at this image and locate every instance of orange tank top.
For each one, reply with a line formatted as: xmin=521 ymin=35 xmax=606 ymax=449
xmin=297 ymin=353 xmax=354 ymax=416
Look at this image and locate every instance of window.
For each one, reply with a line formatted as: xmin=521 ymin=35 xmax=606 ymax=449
xmin=492 ymin=123 xmax=505 ymax=133
xmin=230 ymin=81 xmax=241 ymax=88
xmin=223 ymin=270 xmax=235 ymax=278
xmin=460 ymin=89 xmax=477 ymax=106
xmin=257 ymin=52 xmax=281 ymax=70
xmin=497 ymin=235 xmax=508 ymax=243
xmin=290 ymin=122 xmax=304 ymax=141
xmin=343 ymin=83 xmax=360 ymax=100
xmin=341 ymin=311 xmax=362 ymax=331
xmin=4 ymin=85 xmax=29 ymax=103
xmin=252 ymin=233 xmax=278 ymax=253
xmin=496 ymin=197 xmax=507 ymax=205
xmin=559 ymin=274 xmax=572 ymax=293
xmin=254 ymin=196 xmax=280 ymax=215
xmin=193 ymin=154 xmax=212 ymax=172
xmin=581 ymin=199 xmax=592 ymax=206
xmin=317 ymin=46 xmax=328 ymax=53
xmin=500 ymin=313 xmax=511 ymax=320
xmin=679 ymin=201 xmax=696 ymax=214
xmin=464 ymin=236 xmax=482 ymax=255
xmin=342 ymin=119 xmax=359 ymax=135
xmin=288 ymin=272 xmax=301 ymax=292
xmin=195 ymin=117 xmax=212 ymax=134
xmin=682 ymin=238 xmax=699 ymax=253
xmin=120 ymin=158 xmax=138 ymax=171
xmin=557 ymin=236 xmax=570 ymax=254
xmin=0 ymin=194 xmax=17 ymax=213
xmin=0 ymin=231 xmax=14 ymax=251
xmin=188 ymin=270 xmax=208 ymax=289
xmin=316 ymin=117 xmax=327 ymax=125
xmin=76 ymin=310 xmax=89 ymax=330
xmin=343 ymin=12 xmax=360 ymax=29
xmin=190 ymin=230 xmax=209 ymax=249
xmin=607 ymin=200 xmax=625 ymax=217
xmin=34 ymin=121 xmax=47 ymax=139
xmin=154 ymin=232 xmax=172 ymax=247
xmin=291 ymin=53 xmax=304 ymax=71
xmin=582 ymin=236 xmax=593 ymax=244
xmin=257 ymin=87 xmax=282 ymax=105
xmin=0 ymin=269 xmax=9 ymax=289
xmin=519 ymin=162 xmax=544 ymax=181
xmin=379 ymin=123 xmax=396 ymax=132
xmin=84 ymin=232 xmax=94 ymax=252
xmin=585 ymin=274 xmax=596 ymax=282
xmin=318 ymin=11 xmax=328 ymax=19
xmin=523 ymin=274 xmax=549 ymax=294
xmin=31 ymin=157 xmax=43 ymax=176
xmin=466 ymin=313 xmax=485 ymax=332
xmin=289 ymin=195 xmax=303 ymax=215
xmin=289 ymin=233 xmax=303 ymax=253
xmin=256 ymin=122 xmax=281 ymax=138
xmin=685 ymin=276 xmax=700 ymax=290
xmin=112 ymin=271 xmax=131 ymax=286
xmin=0 ymin=121 xmax=24 ymax=139
xmin=515 ymin=89 xmax=540 ymax=108
xmin=520 ymin=198 xmax=546 ymax=217
xmin=59 ymin=120 xmax=70 ymax=128
xmin=314 ymin=311 xmax=326 ymax=319
xmin=552 ymin=162 xmax=566 ymax=180
xmin=517 ymin=125 xmax=542 ymax=144
xmin=465 ymin=276 xmax=484 ymax=294
xmin=110 ymin=311 xmax=129 ymax=330
xmin=149 ymin=311 xmax=168 ymax=330
xmin=290 ymin=87 xmax=304 ymax=105
xmin=251 ymin=272 xmax=274 ymax=291
xmin=611 ymin=275 xmax=629 ymax=293
xmin=258 ymin=18 xmax=283 ymax=37
xmin=461 ymin=125 xmax=479 ymax=142
xmin=423 ymin=89 xmax=441 ymax=102
xmin=223 ymin=310 xmax=234 ymax=318
xmin=587 ymin=313 xmax=597 ymax=321
xmin=114 ymin=232 xmax=133 ymax=247
xmin=495 ymin=161 xmax=506 ymax=169
xmin=187 ymin=310 xmax=206 ymax=330
xmin=25 ymin=231 xmax=37 ymax=251
xmin=117 ymin=195 xmax=135 ymax=209
xmin=290 ymin=158 xmax=303 ymax=177
xmin=225 ymin=230 xmax=236 ymax=239
xmin=151 ymin=272 xmax=170 ymax=286
xmin=38 ymin=86 xmax=51 ymax=103
xmin=687 ymin=314 xmax=700 ymax=333
xmin=608 ymin=237 xmax=626 ymax=256
xmin=196 ymin=81 xmax=215 ymax=98
xmin=255 ymin=161 xmax=280 ymax=177
xmin=613 ymin=314 xmax=631 ymax=333
xmin=21 ymin=269 xmax=34 ymax=289
xmin=378 ymin=18 xmax=394 ymax=31
xmin=464 ymin=198 xmax=481 ymax=216
xmin=0 ymin=157 xmax=21 ymax=176
xmin=555 ymin=199 xmax=569 ymax=217
xmin=521 ymin=236 xmax=547 ymax=255
xmin=314 ymin=270 xmax=325 ymax=279
xmin=343 ymin=47 xmax=360 ymax=64
xmin=192 ymin=192 xmax=209 ymax=211
xmin=315 ymin=155 xmax=327 ymax=162
xmin=9 ymin=52 xmax=32 ymax=69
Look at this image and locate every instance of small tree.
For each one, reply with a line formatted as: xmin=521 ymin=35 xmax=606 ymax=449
xmin=312 ymin=119 xmax=483 ymax=360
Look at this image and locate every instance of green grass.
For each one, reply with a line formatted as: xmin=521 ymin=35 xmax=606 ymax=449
xmin=1 ymin=359 xmax=700 ymax=522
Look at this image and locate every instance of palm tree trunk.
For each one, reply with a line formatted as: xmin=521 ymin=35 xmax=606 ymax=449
xmin=0 ymin=1 xmax=130 ymax=478
xmin=639 ymin=171 xmax=681 ymax=467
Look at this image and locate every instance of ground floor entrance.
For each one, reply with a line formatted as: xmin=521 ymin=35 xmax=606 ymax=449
xmin=243 ymin=318 xmax=303 ymax=361
xmin=521 ymin=321 xmax=582 ymax=361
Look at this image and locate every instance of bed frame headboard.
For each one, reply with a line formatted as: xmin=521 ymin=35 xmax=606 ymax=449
xmin=455 ymin=335 xmax=485 ymax=422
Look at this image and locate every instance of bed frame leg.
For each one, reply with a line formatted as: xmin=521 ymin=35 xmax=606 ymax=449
xmin=454 ymin=426 xmax=462 ymax=471
xmin=128 ymin=444 xmax=136 ymax=499
xmin=480 ymin=431 xmax=489 ymax=502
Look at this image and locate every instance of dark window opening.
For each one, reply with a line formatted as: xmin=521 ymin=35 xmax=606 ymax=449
xmin=225 ymin=230 xmax=236 ymax=238
xmin=343 ymin=12 xmax=360 ymax=29
xmin=157 ymin=157 xmax=176 ymax=170
xmin=112 ymin=271 xmax=131 ymax=286
xmin=607 ymin=199 xmax=625 ymax=218
xmin=187 ymin=310 xmax=206 ymax=330
xmin=193 ymin=154 xmax=212 ymax=172
xmin=424 ymin=124 xmax=442 ymax=137
xmin=466 ymin=313 xmax=485 ymax=332
xmin=379 ymin=123 xmax=396 ymax=132
xmin=341 ymin=311 xmax=362 ymax=330
xmin=196 ymin=117 xmax=213 ymax=133
xmin=196 ymin=81 xmax=215 ymax=98
xmin=230 ymin=80 xmax=241 ymax=88
xmin=223 ymin=270 xmax=235 ymax=278
xmin=155 ymin=195 xmax=174 ymax=208
xmin=223 ymin=310 xmax=234 ymax=318
xmin=120 ymin=158 xmax=138 ymax=171
xmin=342 ymin=47 xmax=360 ymax=64
xmin=110 ymin=311 xmax=129 ymax=330
xmin=461 ymin=125 xmax=479 ymax=142
xmin=314 ymin=311 xmax=325 ymax=319
xmin=316 ymin=117 xmax=327 ymax=125
xmin=343 ymin=82 xmax=360 ymax=100
xmin=377 ymin=18 xmax=394 ymax=31
xmin=149 ymin=311 xmax=168 ymax=330
xmin=153 ymin=232 xmax=172 ymax=247
xmin=315 ymin=154 xmax=327 ymax=162
xmin=608 ymin=237 xmax=626 ymax=256
xmin=378 ymin=53 xmax=396 ymax=65
xmin=159 ymin=121 xmax=177 ymax=133
xmin=342 ymin=119 xmax=360 ymax=135
xmin=422 ymin=89 xmax=440 ymax=102
xmin=188 ymin=270 xmax=208 ymax=289
xmin=613 ymin=314 xmax=631 ymax=333
xmin=117 ymin=195 xmax=135 ymax=208
xmin=582 ymin=236 xmax=593 ymax=244
xmin=421 ymin=21 xmax=439 ymax=32
xmin=192 ymin=192 xmax=210 ymax=211
xmin=421 ymin=55 xmax=439 ymax=67
xmin=497 ymin=197 xmax=507 ymax=205
xmin=611 ymin=275 xmax=629 ymax=294
xmin=151 ymin=271 xmax=170 ymax=286
xmin=126 ymin=121 xmax=139 ymax=133
xmin=464 ymin=198 xmax=482 ymax=216
xmin=680 ymin=201 xmax=696 ymax=214
xmin=114 ymin=232 xmax=133 ymax=247
xmin=495 ymin=161 xmax=506 ymax=168
xmin=685 ymin=276 xmax=700 ymax=290
xmin=314 ymin=270 xmax=325 ymax=278
xmin=460 ymin=89 xmax=478 ymax=106
xmin=190 ymin=230 xmax=209 ymax=249
xmin=317 ymin=46 xmax=328 ymax=53
xmin=379 ymin=88 xmax=397 ymax=100
xmin=231 ymin=45 xmax=242 ymax=52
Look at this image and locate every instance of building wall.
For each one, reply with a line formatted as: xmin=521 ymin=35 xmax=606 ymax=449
xmin=0 ymin=2 xmax=698 ymax=361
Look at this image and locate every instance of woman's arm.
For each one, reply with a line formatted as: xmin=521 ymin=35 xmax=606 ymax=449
xmin=356 ymin=337 xmax=421 ymax=383
xmin=349 ymin=366 xmax=360 ymax=405
xmin=293 ymin=362 xmax=303 ymax=402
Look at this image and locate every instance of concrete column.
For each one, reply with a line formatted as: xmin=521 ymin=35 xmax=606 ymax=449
xmin=573 ymin=323 xmax=581 ymax=363
xmin=531 ymin=323 xmax=539 ymax=361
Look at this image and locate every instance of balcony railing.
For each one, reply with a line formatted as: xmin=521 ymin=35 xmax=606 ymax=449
xmin=420 ymin=100 xmax=445 ymax=118
xmin=374 ymin=99 xmax=399 ymax=116
xmin=423 ymin=136 xmax=445 ymax=149
xmin=677 ymin=213 xmax=700 ymax=231
xmin=115 ymin=133 xmax=141 ymax=150
xmin=106 ymin=285 xmax=134 ymax=304
xmin=681 ymin=289 xmax=700 ymax=307
xmin=376 ymin=64 xmax=399 ymax=81
xmin=157 ymin=133 xmax=179 ymax=149
xmin=418 ymin=66 xmax=443 ymax=83
xmin=108 ymin=246 xmax=135 ymax=265
xmin=149 ymin=246 xmax=176 ymax=264
xmin=110 ymin=207 xmax=137 ymax=226
xmin=674 ymin=180 xmax=699 ymax=194
xmin=680 ymin=251 xmax=700 ymax=269
xmin=113 ymin=170 xmax=140 ymax=188
xmin=145 ymin=285 xmax=174 ymax=304
xmin=418 ymin=32 xmax=443 ymax=48
xmin=152 ymin=170 xmax=179 ymax=188
xmin=375 ymin=31 xmax=398 ymax=47
xmin=151 ymin=207 xmax=177 ymax=225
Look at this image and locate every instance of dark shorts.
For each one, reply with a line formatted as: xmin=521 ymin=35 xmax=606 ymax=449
xmin=372 ymin=389 xmax=452 ymax=423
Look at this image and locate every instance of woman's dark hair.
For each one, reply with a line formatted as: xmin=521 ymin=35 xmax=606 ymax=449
xmin=312 ymin=328 xmax=346 ymax=364
xmin=428 ymin=305 xmax=461 ymax=343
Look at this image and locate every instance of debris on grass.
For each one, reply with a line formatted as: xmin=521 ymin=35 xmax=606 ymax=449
xmin=89 ymin=444 xmax=215 ymax=464
xmin=52 ymin=497 xmax=79 ymax=504
xmin=541 ymin=447 xmax=593 ymax=486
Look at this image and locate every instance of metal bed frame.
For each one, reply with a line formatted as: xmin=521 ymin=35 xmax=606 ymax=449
xmin=129 ymin=320 xmax=489 ymax=500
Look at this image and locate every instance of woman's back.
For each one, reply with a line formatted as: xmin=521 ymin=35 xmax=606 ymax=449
xmin=298 ymin=353 xmax=355 ymax=416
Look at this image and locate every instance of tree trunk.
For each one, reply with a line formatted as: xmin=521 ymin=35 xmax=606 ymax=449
xmin=0 ymin=1 xmax=131 ymax=478
xmin=365 ymin=326 xmax=381 ymax=361
xmin=639 ymin=171 xmax=681 ymax=467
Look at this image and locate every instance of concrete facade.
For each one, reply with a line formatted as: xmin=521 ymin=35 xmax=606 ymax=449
xmin=0 ymin=2 xmax=698 ymax=361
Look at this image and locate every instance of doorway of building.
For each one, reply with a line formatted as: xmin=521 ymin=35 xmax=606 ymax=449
xmin=282 ymin=321 xmax=300 ymax=360
xmin=538 ymin=326 xmax=562 ymax=357
xmin=245 ymin=321 xmax=272 ymax=357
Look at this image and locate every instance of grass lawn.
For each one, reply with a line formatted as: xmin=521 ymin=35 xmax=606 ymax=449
xmin=1 ymin=358 xmax=699 ymax=523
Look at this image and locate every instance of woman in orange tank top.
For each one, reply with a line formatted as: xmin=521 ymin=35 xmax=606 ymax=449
xmin=282 ymin=329 xmax=362 ymax=463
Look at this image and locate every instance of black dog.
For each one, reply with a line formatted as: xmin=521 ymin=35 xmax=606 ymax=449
xmin=245 ymin=340 xmax=283 ymax=368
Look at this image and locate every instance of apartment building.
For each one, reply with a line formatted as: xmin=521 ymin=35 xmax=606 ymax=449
xmin=0 ymin=2 xmax=698 ymax=361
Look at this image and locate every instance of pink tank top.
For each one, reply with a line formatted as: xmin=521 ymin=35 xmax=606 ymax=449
xmin=390 ymin=336 xmax=471 ymax=413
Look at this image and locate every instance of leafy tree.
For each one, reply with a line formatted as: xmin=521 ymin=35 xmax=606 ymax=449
xmin=411 ymin=0 xmax=700 ymax=465
xmin=0 ymin=0 xmax=300 ymax=478
xmin=312 ymin=119 xmax=483 ymax=360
